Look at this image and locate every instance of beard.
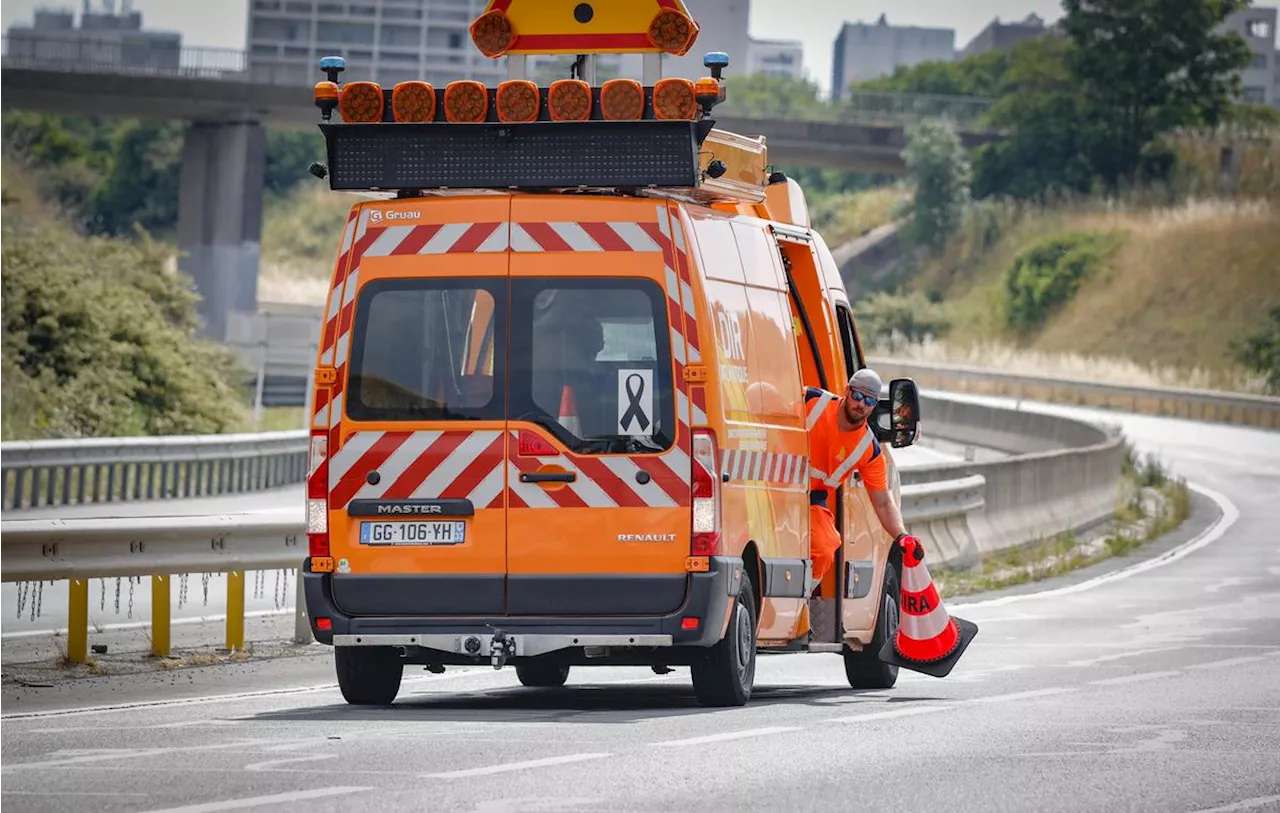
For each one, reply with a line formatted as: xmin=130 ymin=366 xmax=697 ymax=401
xmin=844 ymin=400 xmax=867 ymax=428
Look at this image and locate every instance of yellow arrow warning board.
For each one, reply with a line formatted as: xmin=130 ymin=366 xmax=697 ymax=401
xmin=470 ymin=0 xmax=700 ymax=57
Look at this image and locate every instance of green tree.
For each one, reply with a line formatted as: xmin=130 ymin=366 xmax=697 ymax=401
xmin=266 ymin=127 xmax=326 ymax=198
xmin=902 ymin=118 xmax=972 ymax=252
xmin=857 ymin=49 xmax=1012 ymax=98
xmin=718 ymin=72 xmax=828 ymax=119
xmin=88 ymin=120 xmax=183 ymax=237
xmin=1061 ymin=0 xmax=1254 ymax=188
xmin=971 ymin=37 xmax=1095 ymax=199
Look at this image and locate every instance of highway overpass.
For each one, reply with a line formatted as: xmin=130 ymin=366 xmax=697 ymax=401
xmin=1 ymin=39 xmax=1002 ymax=338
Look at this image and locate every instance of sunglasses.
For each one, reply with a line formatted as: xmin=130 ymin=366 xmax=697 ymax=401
xmin=846 ymin=390 xmax=878 ymax=407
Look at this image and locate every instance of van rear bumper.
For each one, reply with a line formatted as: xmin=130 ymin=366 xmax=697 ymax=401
xmin=301 ymin=556 xmax=744 ymax=651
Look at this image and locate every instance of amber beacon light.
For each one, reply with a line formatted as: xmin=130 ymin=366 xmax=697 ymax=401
xmin=547 ymin=79 xmax=592 ymax=121
xmin=470 ymin=9 xmax=515 ymax=58
xmin=497 ymin=80 xmax=540 ymax=122
xmin=392 ymin=81 xmax=436 ymax=123
xmin=339 ymin=81 xmax=385 ymax=123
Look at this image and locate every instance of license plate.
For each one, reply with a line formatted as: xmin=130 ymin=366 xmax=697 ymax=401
xmin=359 ymin=521 xmax=466 ymax=546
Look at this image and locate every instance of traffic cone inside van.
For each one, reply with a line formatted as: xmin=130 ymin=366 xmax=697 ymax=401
xmin=558 ymin=385 xmax=581 ymax=436
xmin=878 ymin=536 xmax=978 ymax=679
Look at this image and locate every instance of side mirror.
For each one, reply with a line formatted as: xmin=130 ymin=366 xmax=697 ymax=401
xmin=888 ymin=378 xmax=920 ymax=448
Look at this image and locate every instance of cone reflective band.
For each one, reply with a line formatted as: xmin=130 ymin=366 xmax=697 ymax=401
xmin=601 ymin=78 xmax=644 ymax=120
xmin=392 ymin=81 xmax=436 ymax=123
xmin=558 ymin=385 xmax=581 ymax=436
xmin=878 ymin=537 xmax=978 ymax=679
xmin=444 ymin=80 xmax=488 ymax=123
xmin=470 ymin=9 xmax=515 ymax=58
xmin=653 ymin=78 xmax=696 ymax=120
xmin=548 ymin=79 xmax=591 ymax=121
xmin=497 ymin=80 xmax=539 ymax=123
xmin=339 ymin=81 xmax=384 ymax=122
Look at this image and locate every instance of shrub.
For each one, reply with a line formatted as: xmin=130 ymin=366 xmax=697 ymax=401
xmin=1229 ymin=305 xmax=1280 ymax=394
xmin=854 ymin=291 xmax=952 ymax=345
xmin=1004 ymin=231 xmax=1121 ymax=331
xmin=902 ymin=118 xmax=972 ymax=253
xmin=1 ymin=219 xmax=248 ymax=439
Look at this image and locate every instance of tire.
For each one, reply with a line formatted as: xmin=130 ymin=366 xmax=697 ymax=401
xmin=843 ymin=561 xmax=900 ymax=690
xmin=691 ymin=573 xmax=758 ymax=707
xmin=516 ymin=663 xmax=570 ymax=688
xmin=335 ymin=646 xmax=403 ymax=705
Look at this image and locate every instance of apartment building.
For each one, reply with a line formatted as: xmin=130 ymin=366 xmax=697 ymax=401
xmin=1225 ymin=4 xmax=1278 ymax=106
xmin=746 ymin=39 xmax=804 ymax=81
xmin=831 ymin=14 xmax=954 ymax=102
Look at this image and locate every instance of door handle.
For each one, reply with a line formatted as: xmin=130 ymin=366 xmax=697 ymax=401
xmin=520 ymin=471 xmax=576 ymax=483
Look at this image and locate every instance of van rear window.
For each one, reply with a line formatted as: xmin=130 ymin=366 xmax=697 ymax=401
xmin=345 ymin=277 xmax=675 ymax=455
xmin=346 ymin=279 xmax=503 ymax=422
xmin=511 ymin=279 xmax=676 ymax=454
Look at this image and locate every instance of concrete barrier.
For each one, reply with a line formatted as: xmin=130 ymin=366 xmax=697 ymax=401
xmin=900 ymin=394 xmax=1128 ymax=567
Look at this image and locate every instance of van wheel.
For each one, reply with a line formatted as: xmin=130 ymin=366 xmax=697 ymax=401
xmin=692 ymin=574 xmax=757 ymax=707
xmin=335 ymin=646 xmax=403 ymax=705
xmin=844 ymin=563 xmax=900 ymax=690
xmin=516 ymin=663 xmax=570 ymax=688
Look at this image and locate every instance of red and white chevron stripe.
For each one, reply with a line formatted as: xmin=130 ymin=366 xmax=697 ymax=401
xmin=510 ymin=221 xmax=662 ymax=253
xmin=720 ymin=449 xmax=808 ymax=486
xmin=507 ymin=432 xmax=691 ymax=509
xmin=326 ymin=429 xmax=506 ymax=509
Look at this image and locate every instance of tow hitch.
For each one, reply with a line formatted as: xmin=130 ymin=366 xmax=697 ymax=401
xmin=489 ymin=629 xmax=516 ymax=670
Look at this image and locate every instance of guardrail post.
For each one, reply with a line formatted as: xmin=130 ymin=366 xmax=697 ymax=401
xmin=293 ymin=564 xmax=311 ymax=644
xmin=67 ymin=579 xmax=89 ymax=663
xmin=152 ymin=575 xmax=171 ymax=658
xmin=226 ymin=570 xmax=246 ymax=650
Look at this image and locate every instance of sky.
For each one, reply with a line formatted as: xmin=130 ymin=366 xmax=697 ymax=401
xmin=3 ymin=0 xmax=1273 ymax=96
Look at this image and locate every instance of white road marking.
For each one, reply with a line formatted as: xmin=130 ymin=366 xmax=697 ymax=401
xmin=970 ymin=687 xmax=1076 ymax=704
xmin=1190 ymin=795 xmax=1280 ymax=812
xmin=1067 ymin=648 xmax=1176 ymax=667
xmin=2 ymin=791 xmax=149 ymax=797
xmin=244 ymin=754 xmax=332 ymax=772
xmin=421 ymin=753 xmax=612 ymax=779
xmin=954 ymin=482 xmax=1239 ymax=610
xmin=826 ymin=705 xmax=955 ymax=723
xmin=651 ymin=726 xmax=800 ymax=747
xmin=142 ymin=786 xmax=372 ymax=812
xmin=0 ymin=670 xmax=489 ymax=721
xmin=3 ymin=739 xmax=277 ymax=770
xmin=1186 ymin=656 xmax=1267 ymax=671
xmin=1089 ymin=670 xmax=1182 ymax=686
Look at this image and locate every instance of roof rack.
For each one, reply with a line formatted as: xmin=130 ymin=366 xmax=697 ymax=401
xmin=307 ymin=1 xmax=770 ymax=203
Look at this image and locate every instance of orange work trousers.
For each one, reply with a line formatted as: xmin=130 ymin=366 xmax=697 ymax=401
xmin=809 ymin=504 xmax=842 ymax=583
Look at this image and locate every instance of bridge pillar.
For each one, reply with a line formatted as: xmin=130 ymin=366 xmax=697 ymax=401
xmin=177 ymin=120 xmax=265 ymax=340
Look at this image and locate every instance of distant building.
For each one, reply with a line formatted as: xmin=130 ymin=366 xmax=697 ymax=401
xmin=746 ymin=39 xmax=804 ymax=81
xmin=961 ymin=13 xmax=1047 ymax=59
xmin=246 ymin=0 xmax=504 ymax=88
xmin=1224 ymin=5 xmax=1278 ymax=107
xmin=660 ymin=0 xmax=752 ymax=82
xmin=831 ymin=14 xmax=955 ymax=102
xmin=5 ymin=1 xmax=181 ymax=72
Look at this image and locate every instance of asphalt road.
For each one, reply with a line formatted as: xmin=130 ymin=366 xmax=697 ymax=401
xmin=2 ymin=399 xmax=1279 ymax=812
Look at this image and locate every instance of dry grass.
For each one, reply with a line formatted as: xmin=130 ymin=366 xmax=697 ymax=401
xmin=909 ymin=197 xmax=1280 ymax=390
xmin=1168 ymin=129 xmax=1280 ymax=202
xmin=814 ymin=184 xmax=912 ymax=247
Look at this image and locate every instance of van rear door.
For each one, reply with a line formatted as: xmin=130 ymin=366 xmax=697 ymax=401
xmin=504 ymin=198 xmax=694 ymax=615
xmin=322 ymin=199 xmax=510 ymax=617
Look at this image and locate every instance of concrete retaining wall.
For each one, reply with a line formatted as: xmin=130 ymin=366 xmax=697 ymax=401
xmin=903 ymin=393 xmax=1128 ymax=567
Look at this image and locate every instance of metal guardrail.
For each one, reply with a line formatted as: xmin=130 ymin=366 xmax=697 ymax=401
xmin=0 ymin=431 xmax=308 ymax=511
xmin=870 ymin=357 xmax=1280 ymax=430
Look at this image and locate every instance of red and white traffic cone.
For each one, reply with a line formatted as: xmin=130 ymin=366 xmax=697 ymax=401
xmin=878 ymin=535 xmax=978 ymax=678
xmin=558 ymin=385 xmax=581 ymax=436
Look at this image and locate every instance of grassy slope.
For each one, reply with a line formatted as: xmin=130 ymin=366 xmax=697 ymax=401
xmin=909 ymin=198 xmax=1280 ymax=389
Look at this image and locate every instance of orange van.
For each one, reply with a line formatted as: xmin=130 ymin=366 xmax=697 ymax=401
xmin=300 ymin=46 xmax=924 ymax=708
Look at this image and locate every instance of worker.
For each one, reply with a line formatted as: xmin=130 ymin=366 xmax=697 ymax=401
xmin=805 ymin=368 xmax=914 ymax=591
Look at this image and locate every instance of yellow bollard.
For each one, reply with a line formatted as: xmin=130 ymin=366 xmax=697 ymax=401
xmin=152 ymin=574 xmax=171 ymax=658
xmin=226 ymin=570 xmax=246 ymax=651
xmin=67 ymin=579 xmax=89 ymax=663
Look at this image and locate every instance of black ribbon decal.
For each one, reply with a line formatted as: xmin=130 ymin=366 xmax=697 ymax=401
xmin=620 ymin=373 xmax=650 ymax=433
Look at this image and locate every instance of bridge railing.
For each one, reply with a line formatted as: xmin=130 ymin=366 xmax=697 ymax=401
xmin=3 ymin=34 xmax=999 ymax=131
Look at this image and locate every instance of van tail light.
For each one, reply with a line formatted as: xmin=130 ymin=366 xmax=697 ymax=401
xmin=691 ymin=429 xmax=721 ymax=556
xmin=307 ymin=430 xmax=330 ymax=557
